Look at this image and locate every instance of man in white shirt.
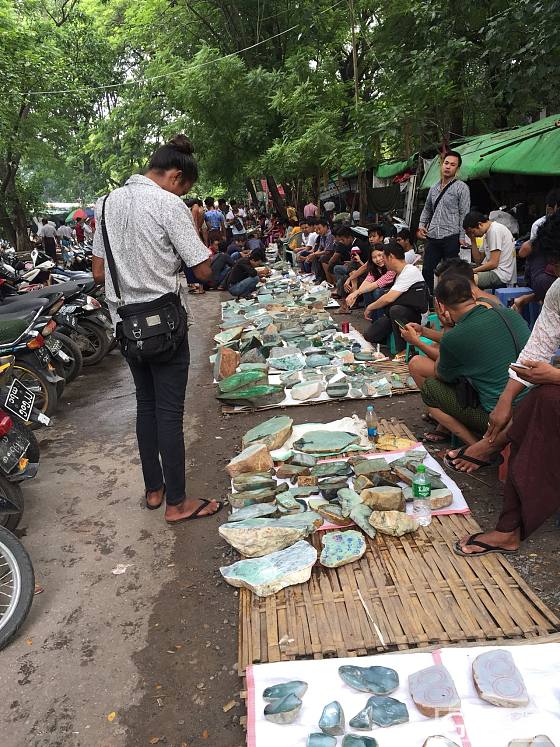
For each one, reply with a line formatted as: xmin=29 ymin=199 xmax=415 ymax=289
xmin=226 ymin=200 xmax=247 ymax=237
xmin=363 ymin=242 xmax=428 ymax=358
xmin=56 ymin=223 xmax=73 ymax=265
xmin=463 ymin=212 xmax=516 ymax=289
xmin=37 ymin=218 xmax=58 ymax=261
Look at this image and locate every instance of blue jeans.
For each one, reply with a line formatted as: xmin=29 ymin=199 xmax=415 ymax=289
xmin=229 ymin=276 xmax=258 ymax=297
xmin=363 ymin=288 xmax=388 ymax=321
xmin=333 ymin=264 xmax=350 ymax=295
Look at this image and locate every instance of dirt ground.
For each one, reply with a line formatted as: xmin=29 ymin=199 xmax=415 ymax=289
xmin=0 ymin=291 xmax=557 ymax=747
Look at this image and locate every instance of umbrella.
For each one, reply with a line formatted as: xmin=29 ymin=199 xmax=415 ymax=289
xmin=65 ymin=208 xmax=87 ymax=224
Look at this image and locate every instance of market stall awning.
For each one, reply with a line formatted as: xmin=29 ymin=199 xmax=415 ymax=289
xmin=374 ymin=155 xmax=417 ymax=179
xmin=420 ymin=114 xmax=560 ymax=189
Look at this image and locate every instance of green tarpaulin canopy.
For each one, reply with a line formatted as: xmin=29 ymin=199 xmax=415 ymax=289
xmin=374 ymin=155 xmax=416 ymax=179
xmin=420 ymin=114 xmax=560 ymax=189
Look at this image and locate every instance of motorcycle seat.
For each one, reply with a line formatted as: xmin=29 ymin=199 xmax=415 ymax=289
xmin=5 ymin=281 xmax=80 ymax=301
xmin=0 ymin=319 xmax=31 ymax=345
xmin=0 ymin=297 xmax=50 ymax=314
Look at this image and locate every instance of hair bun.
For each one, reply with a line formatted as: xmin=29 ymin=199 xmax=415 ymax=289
xmin=167 ymin=134 xmax=194 ymax=156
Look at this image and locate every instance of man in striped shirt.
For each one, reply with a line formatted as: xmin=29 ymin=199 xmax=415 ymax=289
xmin=418 ymin=151 xmax=471 ymax=295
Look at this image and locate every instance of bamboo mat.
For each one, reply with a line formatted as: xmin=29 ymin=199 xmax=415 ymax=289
xmin=237 ymin=513 xmax=560 ymax=673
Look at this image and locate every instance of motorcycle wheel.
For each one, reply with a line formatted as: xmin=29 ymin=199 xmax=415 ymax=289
xmin=12 ymin=361 xmax=58 ymax=419
xmin=0 ymin=479 xmax=23 ymax=531
xmin=51 ymin=331 xmax=83 ymax=384
xmin=75 ymin=319 xmax=110 ymax=366
xmin=0 ymin=525 xmax=34 ymax=651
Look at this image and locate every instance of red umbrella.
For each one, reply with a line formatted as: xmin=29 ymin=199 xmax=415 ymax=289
xmin=65 ymin=208 xmax=87 ymax=224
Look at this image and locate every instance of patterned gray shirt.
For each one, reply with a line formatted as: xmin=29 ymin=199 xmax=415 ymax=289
xmin=419 ymin=179 xmax=471 ymax=242
xmin=93 ymin=174 xmax=210 ymax=308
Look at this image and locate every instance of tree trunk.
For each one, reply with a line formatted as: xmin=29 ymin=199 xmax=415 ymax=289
xmin=265 ymin=174 xmax=287 ymax=219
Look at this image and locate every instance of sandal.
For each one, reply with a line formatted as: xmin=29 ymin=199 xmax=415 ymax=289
xmin=392 ymin=352 xmax=408 ymax=362
xmin=422 ymin=429 xmax=450 ymax=444
xmin=166 ymin=499 xmax=223 ymax=525
xmin=444 ymin=446 xmax=503 ymax=473
xmin=145 ymin=485 xmax=166 ymax=510
xmin=453 ymin=533 xmax=518 ymax=557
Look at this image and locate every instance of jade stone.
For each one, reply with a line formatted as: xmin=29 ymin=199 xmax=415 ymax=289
xmin=349 ymin=695 xmax=409 ymax=729
xmin=228 ymin=503 xmax=277 ymax=522
xmin=280 ymin=371 xmax=301 ymax=386
xmin=293 ymin=430 xmax=360 ymax=455
xmin=242 ymin=416 xmax=293 ymax=451
xmin=218 ymin=370 xmax=266 ymax=393
xmin=306 ymin=354 xmax=332 ymax=368
xmin=350 ymin=504 xmax=376 ymax=539
xmin=472 ymin=649 xmax=529 ymax=707
xmin=311 ymin=461 xmax=353 ymax=478
xmin=338 ymin=488 xmax=362 ymax=517
xmin=237 ymin=362 xmax=268 ymax=372
xmin=228 ymin=488 xmax=277 ymax=509
xmin=353 ymin=475 xmax=374 ymax=492
xmin=217 ymin=384 xmax=283 ymax=401
xmin=291 ymin=380 xmax=324 ymax=401
xmin=339 ymin=665 xmax=399 ymax=695
xmin=232 ymin=473 xmax=275 ymax=492
xmin=214 ymin=326 xmax=245 ymax=345
xmin=353 ymin=459 xmax=389 ymax=476
xmin=319 ymin=701 xmax=345 ymax=736
xmin=318 ymin=476 xmax=350 ymax=488
xmin=507 ymin=739 xmax=556 ymax=747
xmin=354 ymin=351 xmax=375 ymax=361
xmin=307 ymin=734 xmax=336 ymax=747
xmin=291 ymin=452 xmax=317 ymax=467
xmin=276 ymin=492 xmax=302 ymax=512
xmin=263 ymin=680 xmax=308 ymax=701
xmin=326 ymin=382 xmax=350 ymax=398
xmin=320 ymin=530 xmax=366 ymax=568
xmin=268 ymin=346 xmax=306 ymax=371
xmin=342 ymin=737 xmax=379 ymax=747
xmin=240 ymin=347 xmax=266 ymax=364
xmin=423 ymin=739 xmax=461 ymax=747
xmin=219 ymin=518 xmax=312 ymax=557
xmin=264 ymin=693 xmax=302 ymax=724
xmin=409 ymin=664 xmax=461 ymax=717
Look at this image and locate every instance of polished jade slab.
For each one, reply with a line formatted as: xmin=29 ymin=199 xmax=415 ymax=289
xmin=339 ymin=664 xmax=399 ymax=694
xmin=319 ymin=700 xmax=345 ymax=736
xmin=263 ymin=680 xmax=308 ymax=701
xmin=320 ymin=531 xmax=366 ymax=568
xmin=293 ymin=431 xmax=360 ymax=455
xmin=311 ymin=461 xmax=353 ymax=478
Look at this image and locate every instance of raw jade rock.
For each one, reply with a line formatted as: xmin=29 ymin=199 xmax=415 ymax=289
xmin=350 ymin=504 xmax=376 ymax=539
xmin=279 ymin=371 xmax=301 ymax=387
xmin=339 ymin=665 xmax=399 ymax=695
xmin=319 ymin=701 xmax=345 ymax=736
xmin=308 ymin=497 xmax=330 ymax=511
xmin=219 ymin=518 xmax=312 ymax=557
xmin=240 ymin=346 xmax=266 ymax=365
xmin=270 ymin=447 xmax=293 ymax=462
xmin=307 ymin=734 xmax=336 ymax=747
xmin=232 ymin=472 xmax=275 ymax=492
xmin=360 ymin=487 xmax=405 ymax=512
xmin=353 ymin=475 xmax=374 ymax=492
xmin=320 ymin=531 xmax=366 ymax=568
xmin=422 ymin=739 xmax=461 ymax=747
xmin=242 ymin=416 xmax=293 ymax=450
xmin=263 ymin=680 xmax=308 ymax=701
xmin=342 ymin=737 xmax=379 ymax=747
xmin=264 ymin=693 xmax=302 ymax=724
xmin=369 ymin=510 xmax=418 ymax=537
xmin=352 ymin=458 xmax=389 ymax=476
xmin=338 ymin=488 xmax=362 ymax=517
xmin=291 ymin=380 xmax=324 ymax=401
xmin=409 ymin=664 xmax=461 ymax=717
xmin=428 ymin=488 xmax=453 ymax=510
xmin=214 ymin=326 xmax=245 ymax=345
xmin=326 ymin=382 xmax=350 ymax=398
xmin=228 ymin=504 xmax=277 ymax=522
xmin=217 ymin=384 xmax=284 ymax=401
xmin=305 ymin=354 xmax=332 ymax=368
xmin=220 ymin=540 xmax=317 ymax=597
xmin=276 ymin=464 xmax=311 ymax=479
xmin=472 ymin=649 xmax=529 ymax=707
xmin=291 ymin=452 xmax=317 ymax=467
xmin=213 ymin=346 xmax=240 ymax=381
xmin=268 ymin=346 xmax=306 ymax=371
xmin=237 ymin=362 xmax=268 ymax=372
xmin=228 ymin=488 xmax=277 ymax=509
xmin=316 ymin=504 xmax=353 ymax=526
xmin=293 ymin=431 xmax=360 ymax=455
xmin=276 ymin=492 xmax=303 ymax=513
xmin=311 ymin=461 xmax=353 ymax=478
xmin=507 ymin=738 xmax=556 ymax=747
xmin=226 ymin=443 xmax=274 ymax=478
xmin=349 ymin=695 xmax=409 ymax=729
xmin=276 ymin=512 xmax=323 ymax=530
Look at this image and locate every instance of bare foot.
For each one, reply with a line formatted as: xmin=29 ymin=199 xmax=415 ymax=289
xmin=165 ymin=497 xmax=221 ymax=524
xmin=146 ymin=486 xmax=165 ymax=508
xmin=446 ymin=439 xmax=500 ymax=473
xmin=457 ymin=529 xmax=520 ymax=554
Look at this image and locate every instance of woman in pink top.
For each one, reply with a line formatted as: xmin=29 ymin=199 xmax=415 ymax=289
xmin=345 ymin=244 xmax=395 ymax=310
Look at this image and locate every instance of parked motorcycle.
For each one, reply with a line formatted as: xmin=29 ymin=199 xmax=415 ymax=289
xmin=0 ymin=526 xmax=34 ymax=650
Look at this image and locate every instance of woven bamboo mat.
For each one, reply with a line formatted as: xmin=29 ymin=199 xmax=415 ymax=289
xmin=237 ymin=513 xmax=560 ymax=673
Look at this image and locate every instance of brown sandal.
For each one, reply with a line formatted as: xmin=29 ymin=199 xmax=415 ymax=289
xmin=166 ymin=499 xmax=223 ymax=525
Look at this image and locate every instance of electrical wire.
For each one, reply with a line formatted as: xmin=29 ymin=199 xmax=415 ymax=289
xmin=25 ymin=0 xmax=346 ymax=97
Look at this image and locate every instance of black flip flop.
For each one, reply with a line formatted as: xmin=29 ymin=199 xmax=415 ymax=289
xmin=145 ymin=485 xmax=165 ymax=510
xmin=454 ymin=533 xmax=518 ymax=557
xmin=166 ymin=499 xmax=223 ymax=525
xmin=444 ymin=446 xmax=503 ymax=473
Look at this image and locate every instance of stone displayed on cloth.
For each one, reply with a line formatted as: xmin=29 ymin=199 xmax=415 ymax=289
xmin=320 ymin=530 xmax=366 ymax=567
xmin=242 ymin=416 xmax=294 ymax=450
xmin=228 ymin=488 xmax=277 ymax=509
xmin=291 ymin=380 xmax=324 ymax=401
xmin=277 ymin=512 xmax=323 ymax=530
xmin=213 ymin=346 xmax=240 ymax=381
xmin=293 ymin=430 xmax=361 ymax=455
xmin=276 ymin=464 xmax=311 ymax=479
xmin=353 ymin=474 xmax=374 ymax=492
xmin=279 ymin=328 xmax=302 ymax=340
xmin=219 ymin=518 xmax=312 ymax=557
xmin=263 ymin=680 xmax=308 ymax=701
xmin=291 ymin=486 xmax=322 ymax=497
xmin=298 ymin=474 xmax=319 ymax=487
xmin=276 ymin=492 xmax=303 ymax=513
xmin=350 ymin=504 xmax=376 ymax=539
xmin=237 ymin=362 xmax=268 ymax=372
xmin=226 ymin=443 xmax=274 ymax=478
xmin=306 ymin=354 xmax=333 ymax=368
xmin=231 ymin=472 xmax=275 ymax=492
xmin=339 ymin=665 xmax=399 ymax=695
xmin=268 ymin=345 xmax=306 ymax=371
xmin=270 ymin=447 xmax=293 ymax=462
xmin=317 ymin=504 xmax=354 ymax=526
xmin=291 ymin=452 xmax=317 ymax=468
xmin=392 ymin=465 xmax=416 ymax=486
xmin=409 ymin=664 xmax=461 ymax=717
xmin=353 ymin=459 xmax=390 ymax=476
xmin=214 ymin=326 xmax=245 ymax=345
xmin=301 ymin=370 xmax=325 ymax=382
xmin=341 ymin=736 xmax=379 ymax=747
xmin=360 ymin=486 xmax=405 ymax=512
xmin=428 ymin=488 xmax=453 ymax=510
xmin=309 ymin=497 xmax=330 ymax=511
xmin=228 ymin=503 xmax=277 ymax=522
xmin=507 ymin=738 xmax=556 ymax=747
xmin=264 ymin=693 xmax=302 ymax=724
xmin=319 ymin=701 xmax=345 ymax=736
xmin=240 ymin=346 xmax=266 ymax=365
xmin=369 ymin=510 xmax=418 ymax=536
xmin=349 ymin=695 xmax=409 ymax=729
xmin=220 ymin=540 xmax=317 ymax=597
xmin=280 ymin=371 xmax=301 ymax=387
xmin=307 ymin=734 xmax=336 ymax=747
xmin=261 ymin=324 xmax=280 ymax=345
xmin=325 ymin=381 xmax=350 ymax=399
xmin=338 ymin=488 xmax=362 ymax=517
xmin=472 ymin=649 xmax=529 ymax=707
xmin=311 ymin=461 xmax=353 ymax=478
xmin=422 ymin=739 xmax=461 ymax=747
xmin=217 ymin=384 xmax=283 ymax=401
xmin=354 ymin=351 xmax=376 ymax=361
xmin=376 ymin=434 xmax=418 ymax=452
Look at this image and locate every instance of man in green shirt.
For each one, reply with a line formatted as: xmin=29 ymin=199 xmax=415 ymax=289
xmin=421 ymin=273 xmax=530 ymax=452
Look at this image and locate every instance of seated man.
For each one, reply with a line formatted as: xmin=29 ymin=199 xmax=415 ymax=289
xmin=226 ymin=235 xmax=246 ymax=260
xmin=463 ymin=211 xmax=517 ymax=289
xmin=225 ymin=256 xmax=268 ymax=298
xmin=209 ymin=241 xmax=235 ymax=288
xmin=363 ymin=242 xmax=428 ymax=359
xmin=295 ymin=219 xmax=319 ymax=272
xmin=420 ymin=273 xmax=530 ymax=452
xmin=396 ymin=228 xmax=421 ymax=264
xmin=308 ymin=217 xmax=334 ymax=283
xmin=329 ymin=226 xmax=361 ymax=292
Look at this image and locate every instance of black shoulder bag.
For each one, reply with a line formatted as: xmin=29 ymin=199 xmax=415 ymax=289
xmin=100 ymin=195 xmax=187 ymax=364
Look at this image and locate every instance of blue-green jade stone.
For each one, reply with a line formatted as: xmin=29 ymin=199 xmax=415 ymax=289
xmin=342 ymin=737 xmax=379 ymax=747
xmin=339 ymin=665 xmax=399 ymax=695
xmin=263 ymin=693 xmax=302 ymax=724
xmin=263 ymin=680 xmax=308 ymax=701
xmin=349 ymin=695 xmax=409 ymax=729
xmin=307 ymin=734 xmax=336 ymax=747
xmin=319 ymin=700 xmax=345 ymax=736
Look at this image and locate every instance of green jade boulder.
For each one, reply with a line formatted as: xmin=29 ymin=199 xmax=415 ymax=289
xmin=339 ymin=665 xmax=399 ymax=695
xmin=242 ymin=416 xmax=293 ymax=450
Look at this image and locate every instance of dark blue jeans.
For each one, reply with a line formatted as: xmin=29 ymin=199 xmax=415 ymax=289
xmin=127 ymin=335 xmax=190 ymax=505
xmin=229 ymin=276 xmax=258 ymax=297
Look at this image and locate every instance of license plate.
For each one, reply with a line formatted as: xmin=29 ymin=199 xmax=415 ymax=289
xmin=56 ymin=312 xmax=78 ymax=329
xmin=61 ymin=304 xmax=78 ymax=314
xmin=35 ymin=346 xmax=51 ymax=366
xmin=0 ymin=428 xmax=30 ymax=474
xmin=5 ymin=378 xmax=36 ymax=422
xmin=45 ymin=336 xmax=62 ymax=353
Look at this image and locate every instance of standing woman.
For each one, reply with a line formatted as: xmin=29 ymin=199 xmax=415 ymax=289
xmin=92 ymin=135 xmax=221 ymax=525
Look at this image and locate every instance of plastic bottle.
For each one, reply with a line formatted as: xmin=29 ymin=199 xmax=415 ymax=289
xmin=366 ymin=405 xmax=378 ymax=443
xmin=412 ymin=464 xmax=432 ymax=526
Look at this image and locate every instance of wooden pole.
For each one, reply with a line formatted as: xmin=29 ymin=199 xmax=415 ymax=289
xmin=349 ymin=0 xmax=367 ymax=221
